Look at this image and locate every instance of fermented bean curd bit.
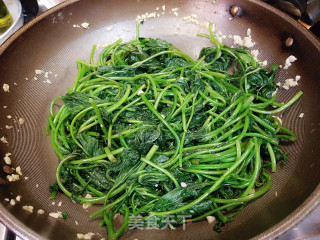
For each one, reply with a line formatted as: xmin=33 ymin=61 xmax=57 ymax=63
xmin=47 ymin=24 xmax=302 ymax=239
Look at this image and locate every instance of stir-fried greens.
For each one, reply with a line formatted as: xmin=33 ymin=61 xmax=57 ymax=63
xmin=47 ymin=25 xmax=302 ymax=239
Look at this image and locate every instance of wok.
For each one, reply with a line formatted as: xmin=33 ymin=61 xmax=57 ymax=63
xmin=0 ymin=0 xmax=320 ymax=239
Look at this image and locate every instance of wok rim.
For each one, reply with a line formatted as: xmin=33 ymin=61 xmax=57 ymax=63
xmin=0 ymin=0 xmax=319 ymax=239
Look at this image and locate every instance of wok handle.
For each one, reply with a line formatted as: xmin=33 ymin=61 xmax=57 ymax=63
xmin=301 ymin=0 xmax=320 ymax=27
xmin=275 ymin=0 xmax=320 ymax=28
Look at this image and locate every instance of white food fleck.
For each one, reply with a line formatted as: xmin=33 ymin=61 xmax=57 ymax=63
xmin=58 ymin=201 xmax=62 ymax=207
xmin=16 ymin=195 xmax=22 ymax=201
xmin=183 ymin=15 xmax=200 ymax=25
xmin=283 ymin=55 xmax=297 ymax=70
xmin=247 ymin=28 xmax=252 ymax=37
xmin=250 ymin=49 xmax=259 ymax=60
xmin=260 ymin=60 xmax=268 ymax=67
xmin=206 ymin=216 xmax=216 ymax=224
xmin=85 ymin=194 xmax=92 ymax=198
xmin=37 ymin=209 xmax=45 ymax=214
xmin=75 ymin=220 xmax=79 ymax=225
xmin=273 ymin=115 xmax=282 ymax=125
xmin=147 ymin=12 xmax=155 ymax=18
xmin=4 ymin=198 xmax=9 ymax=202
xmin=200 ymin=21 xmax=210 ymax=29
xmin=57 ymin=12 xmax=63 ymax=19
xmin=5 ymin=125 xmax=13 ymax=129
xmin=84 ymin=233 xmax=95 ymax=240
xmin=7 ymin=115 xmax=12 ymax=119
xmin=233 ymin=35 xmax=243 ymax=46
xmin=10 ymin=199 xmax=16 ymax=206
xmin=283 ymin=78 xmax=299 ymax=90
xmin=1 ymin=137 xmax=8 ymax=144
xmin=97 ymin=42 xmax=112 ymax=49
xmin=83 ymin=194 xmax=92 ymax=209
xmin=4 ymin=153 xmax=12 ymax=165
xmin=243 ymin=37 xmax=255 ymax=48
xmin=16 ymin=166 xmax=23 ymax=176
xmin=137 ymin=90 xmax=144 ymax=95
xmin=162 ymin=5 xmax=166 ymax=11
xmin=81 ymin=22 xmax=89 ymax=29
xmin=22 ymin=206 xmax=34 ymax=213
xmin=77 ymin=232 xmax=95 ymax=240
xmin=136 ymin=15 xmax=142 ymax=23
xmin=19 ymin=118 xmax=25 ymax=125
xmin=106 ymin=26 xmax=113 ymax=31
xmin=233 ymin=34 xmax=255 ymax=48
xmin=35 ymin=69 xmax=44 ymax=75
xmin=7 ymin=174 xmax=19 ymax=182
xmin=49 ymin=211 xmax=63 ymax=219
xmin=299 ymin=113 xmax=304 ymax=118
xmin=272 ymin=89 xmax=278 ymax=97
xmin=77 ymin=234 xmax=85 ymax=239
xmin=180 ymin=182 xmax=187 ymax=187
xmin=3 ymin=84 xmax=10 ymax=92
xmin=24 ymin=176 xmax=29 ymax=180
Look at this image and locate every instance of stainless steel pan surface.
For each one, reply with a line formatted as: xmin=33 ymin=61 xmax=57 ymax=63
xmin=0 ymin=0 xmax=320 ymax=239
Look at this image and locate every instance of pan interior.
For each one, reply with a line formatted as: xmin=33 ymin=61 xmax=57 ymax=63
xmin=0 ymin=0 xmax=319 ymax=240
